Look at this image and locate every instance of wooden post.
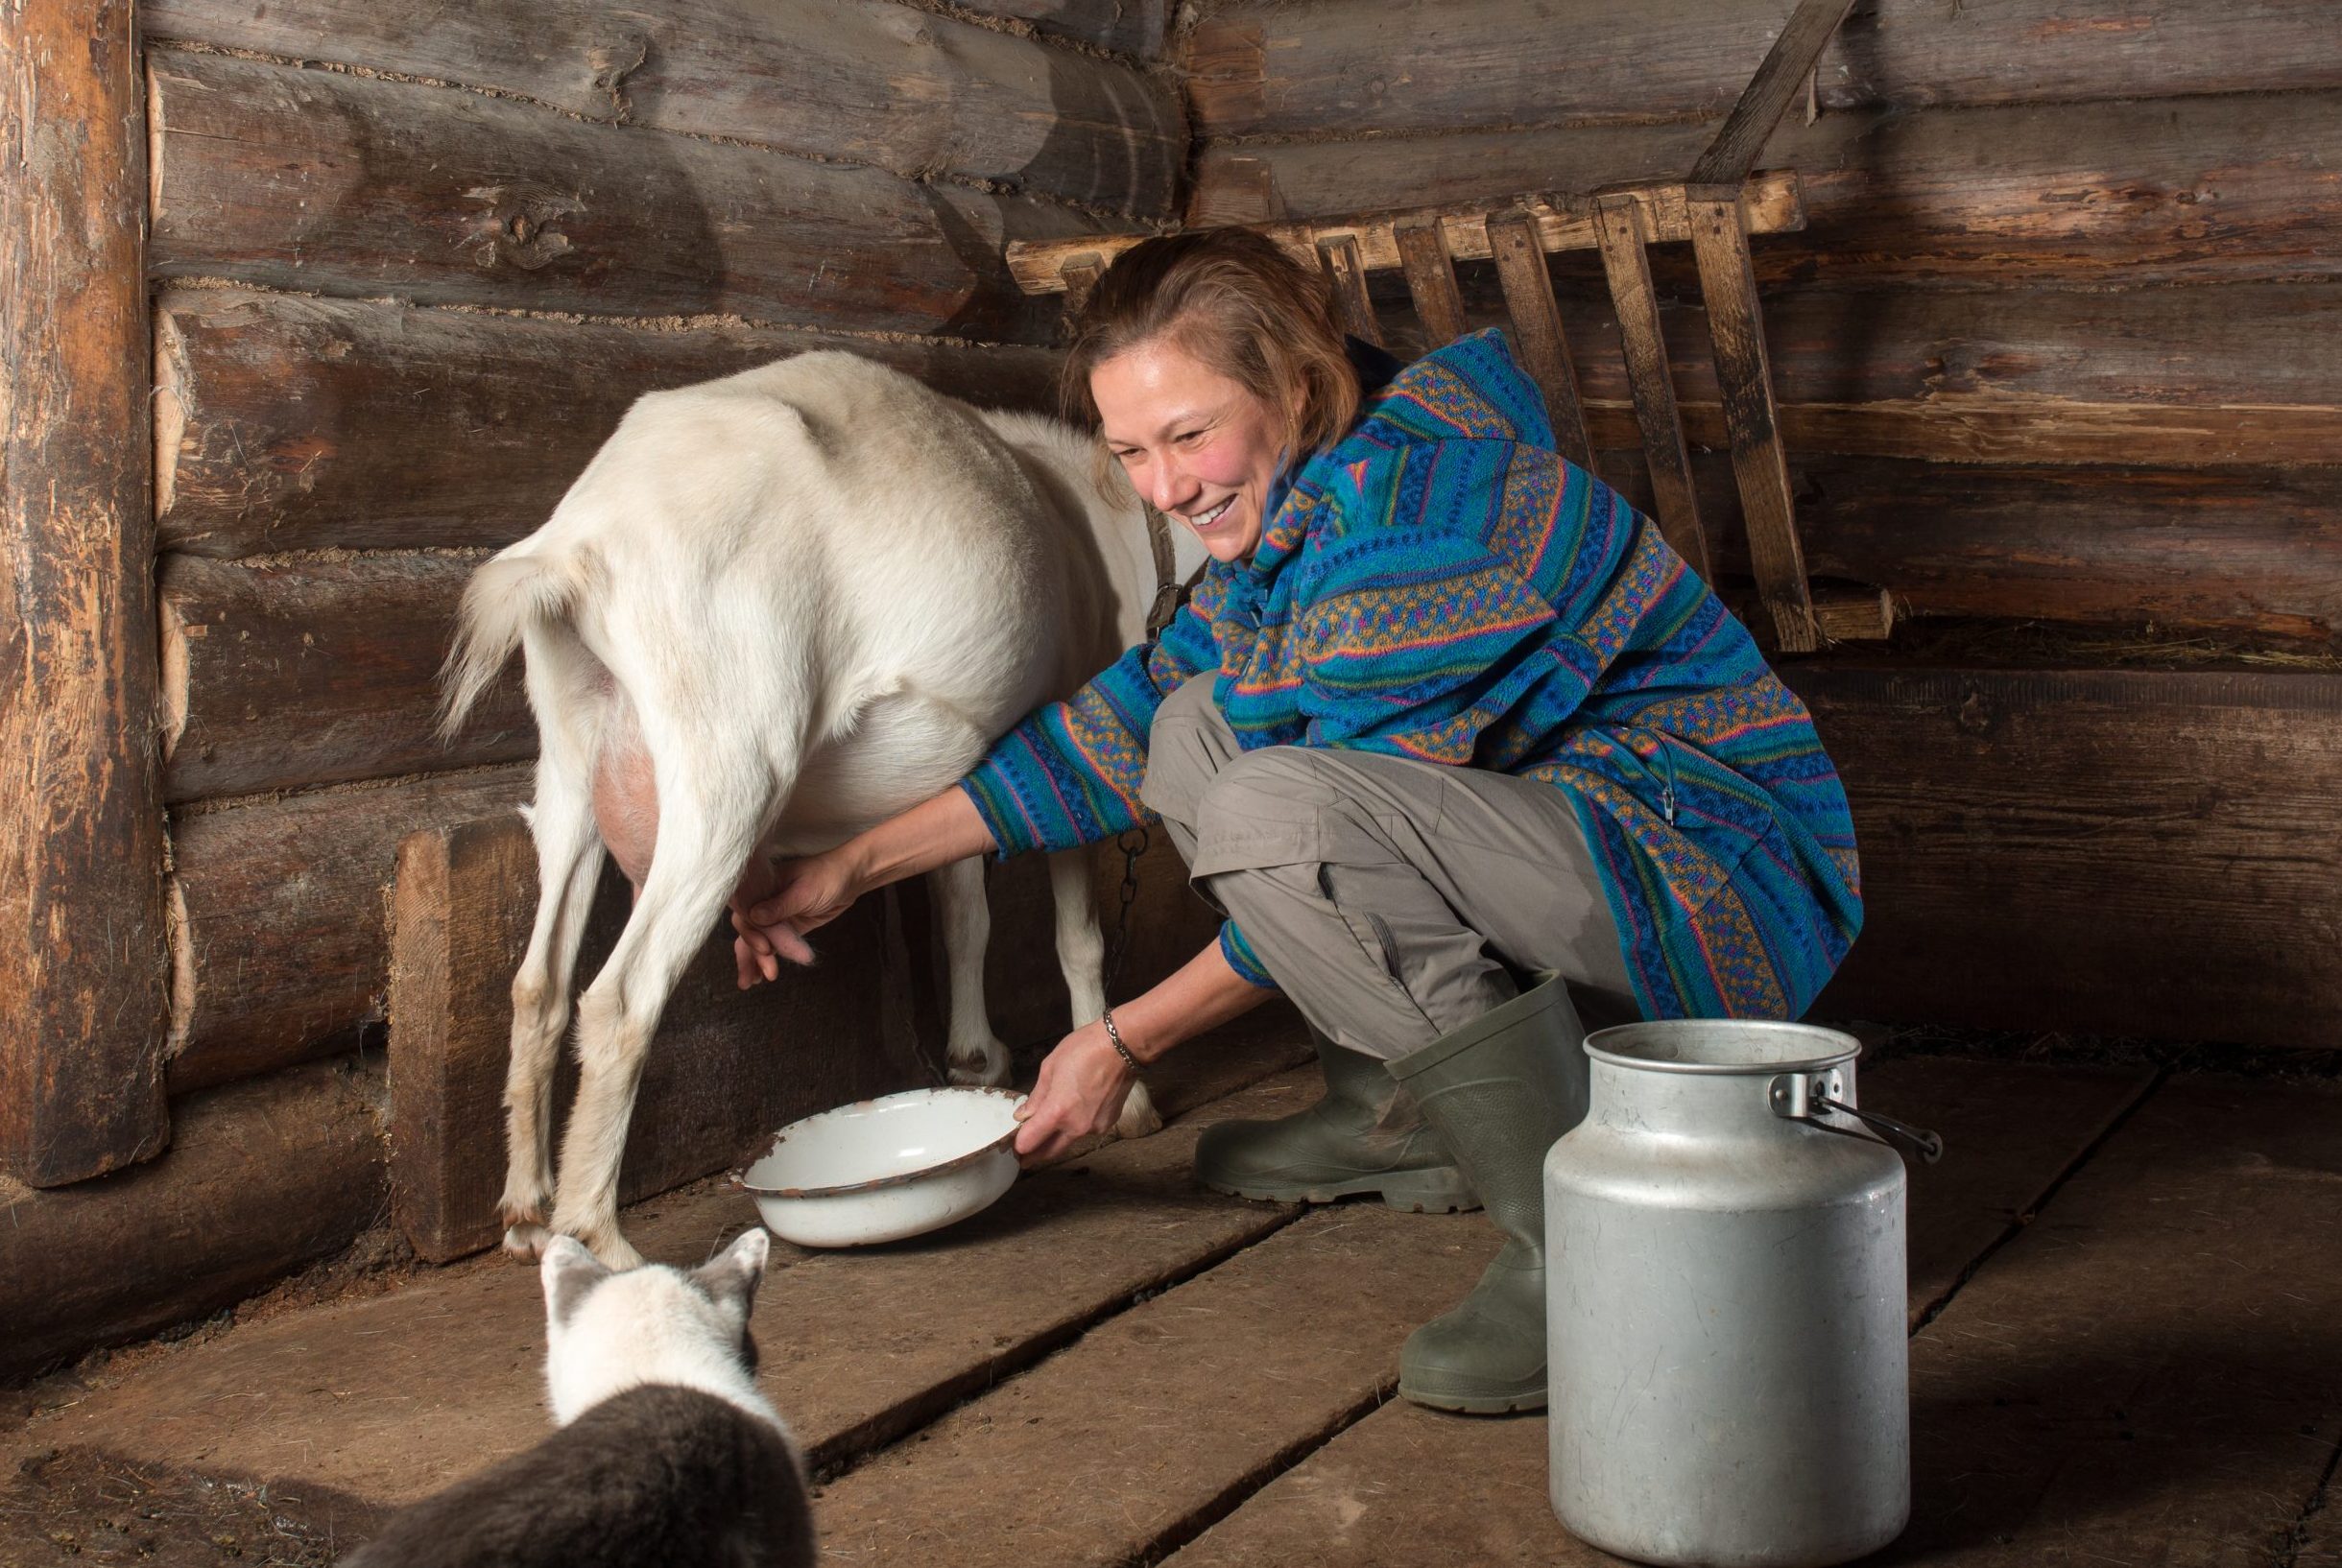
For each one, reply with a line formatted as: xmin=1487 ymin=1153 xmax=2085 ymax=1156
xmin=1315 ymin=234 xmax=1382 ymax=347
xmin=0 ymin=0 xmax=171 ymax=1184
xmin=1393 ymin=218 xmax=1469 ymax=347
xmin=1687 ymin=186 xmax=1820 ymax=653
xmin=1591 ymin=193 xmax=1713 ymax=582
xmin=1484 ymin=209 xmax=1594 ymax=469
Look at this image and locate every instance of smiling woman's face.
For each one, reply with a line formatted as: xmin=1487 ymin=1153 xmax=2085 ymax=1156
xmin=1090 ymin=337 xmax=1289 ymax=565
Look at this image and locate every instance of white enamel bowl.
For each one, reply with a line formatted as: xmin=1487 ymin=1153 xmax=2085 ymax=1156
xmin=733 ymin=1086 xmax=1026 ymax=1247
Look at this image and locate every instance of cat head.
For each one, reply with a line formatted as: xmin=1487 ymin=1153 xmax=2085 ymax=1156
xmin=538 ymin=1227 xmax=772 ymax=1427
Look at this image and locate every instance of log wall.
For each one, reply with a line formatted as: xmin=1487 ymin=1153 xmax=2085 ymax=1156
xmin=1180 ymin=0 xmax=2342 ymax=1047
xmin=0 ymin=0 xmax=1194 ymax=1371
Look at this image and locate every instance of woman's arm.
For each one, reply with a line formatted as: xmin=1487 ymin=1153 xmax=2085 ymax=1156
xmin=729 ymin=787 xmax=994 ymax=986
xmin=1011 ymin=938 xmax=1271 ymax=1164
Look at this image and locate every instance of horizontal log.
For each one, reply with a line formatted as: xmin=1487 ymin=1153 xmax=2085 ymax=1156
xmin=156 ymin=290 xmax=1065 ymax=558
xmin=1603 ymin=449 xmax=2342 ymax=640
xmin=1787 ymin=665 xmax=2342 ymax=1048
xmin=166 ymin=769 xmax=532 ymax=1093
xmin=1008 ymin=171 xmax=1805 ymax=292
xmin=1191 ymin=90 xmax=2342 ymax=286
xmin=159 ymin=553 xmax=530 ymax=802
xmin=1411 ymin=280 xmax=2342 ymax=467
xmin=145 ymin=0 xmax=1183 ymax=217
xmin=149 ymin=50 xmax=1103 ymax=341
xmin=0 ymin=1060 xmax=387 ymax=1382
xmin=1188 ymin=0 xmax=2342 ymax=140
xmin=957 ymin=0 xmax=1171 ymax=56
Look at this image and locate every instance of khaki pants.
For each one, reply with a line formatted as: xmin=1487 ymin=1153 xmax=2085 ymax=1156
xmin=1139 ymin=677 xmax=1636 ymax=1061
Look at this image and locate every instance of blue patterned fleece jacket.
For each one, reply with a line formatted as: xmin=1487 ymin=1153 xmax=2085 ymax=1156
xmin=960 ymin=329 xmax=1862 ymax=1020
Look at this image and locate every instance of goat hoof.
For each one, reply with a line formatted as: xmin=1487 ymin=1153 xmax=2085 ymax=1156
xmin=503 ymin=1221 xmax=553 ymax=1261
xmin=946 ymin=1045 xmax=1011 ymax=1088
xmin=1115 ymin=1091 xmax=1164 ymax=1141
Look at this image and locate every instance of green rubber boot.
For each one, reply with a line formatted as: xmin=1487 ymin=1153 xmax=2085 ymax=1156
xmin=1194 ymin=1027 xmax=1479 ymax=1213
xmin=1385 ymin=975 xmax=1590 ymax=1414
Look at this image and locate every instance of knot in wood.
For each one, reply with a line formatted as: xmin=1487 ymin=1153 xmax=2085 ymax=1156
xmin=461 ymin=185 xmax=582 ymax=273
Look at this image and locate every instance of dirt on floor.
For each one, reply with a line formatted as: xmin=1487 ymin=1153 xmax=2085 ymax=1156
xmin=0 ymin=1447 xmax=376 ymax=1568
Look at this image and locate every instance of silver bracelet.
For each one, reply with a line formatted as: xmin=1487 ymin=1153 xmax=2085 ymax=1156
xmin=1100 ymin=1009 xmax=1142 ymax=1073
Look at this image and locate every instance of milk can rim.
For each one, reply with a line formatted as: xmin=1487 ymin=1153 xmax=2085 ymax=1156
xmin=1582 ymin=1019 xmax=1861 ymax=1075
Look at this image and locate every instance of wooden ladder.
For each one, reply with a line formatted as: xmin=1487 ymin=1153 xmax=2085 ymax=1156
xmin=1006 ymin=0 xmax=1891 ymax=653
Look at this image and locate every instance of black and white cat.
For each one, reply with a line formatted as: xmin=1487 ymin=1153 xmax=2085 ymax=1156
xmin=344 ymin=1227 xmax=815 ymax=1566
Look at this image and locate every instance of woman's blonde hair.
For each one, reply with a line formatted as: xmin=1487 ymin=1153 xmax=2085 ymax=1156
xmin=1060 ymin=228 xmax=1360 ymax=464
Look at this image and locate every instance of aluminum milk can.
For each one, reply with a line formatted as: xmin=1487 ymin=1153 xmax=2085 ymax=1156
xmin=1544 ymin=1020 xmax=1935 ymax=1567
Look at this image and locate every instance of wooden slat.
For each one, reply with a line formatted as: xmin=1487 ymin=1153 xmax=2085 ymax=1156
xmin=0 ymin=1062 xmax=387 ymax=1382
xmin=386 ymin=815 xmax=916 ymax=1262
xmin=1483 ymin=209 xmax=1592 ymax=467
xmin=148 ymin=49 xmax=1100 ymax=341
xmin=1314 ymin=233 xmax=1381 ymax=346
xmin=0 ymin=0 xmax=171 ymax=1185
xmin=145 ymin=0 xmax=1184 ymax=218
xmin=1393 ymin=217 xmax=1468 ymax=345
xmin=1590 ymin=194 xmax=1711 ymax=581
xmin=818 ymin=1204 xmax=1505 ymax=1566
xmin=159 ymin=553 xmax=533 ymax=801
xmin=1688 ymin=0 xmax=1861 ymax=186
xmin=155 ymin=291 xmax=1063 ymax=559
xmin=1008 ymin=170 xmax=1805 ymax=294
xmin=164 ymin=768 xmax=533 ymax=1092
xmin=1686 ymin=188 xmax=1818 ymax=651
xmin=1186 ymin=0 xmax=2342 ymax=139
xmin=1189 ymin=91 xmax=2342 ymax=289
xmin=1788 ymin=665 xmax=2342 ymax=1048
xmin=1896 ymin=1077 xmax=2342 ymax=1558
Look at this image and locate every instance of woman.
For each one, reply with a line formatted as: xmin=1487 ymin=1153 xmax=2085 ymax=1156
xmin=732 ymin=228 xmax=1862 ymax=1415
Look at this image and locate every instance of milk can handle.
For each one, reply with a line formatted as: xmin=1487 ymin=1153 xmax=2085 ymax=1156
xmin=1768 ymin=1074 xmax=1945 ymax=1165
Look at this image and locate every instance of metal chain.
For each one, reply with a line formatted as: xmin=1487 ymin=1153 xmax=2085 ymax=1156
xmin=1101 ymin=825 xmax=1150 ymax=1002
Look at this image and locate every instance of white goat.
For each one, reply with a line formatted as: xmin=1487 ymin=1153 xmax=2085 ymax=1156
xmin=440 ymin=352 xmax=1205 ymax=1268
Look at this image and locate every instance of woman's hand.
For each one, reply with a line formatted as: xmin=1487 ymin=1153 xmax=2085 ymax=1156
xmin=1012 ymin=1021 xmax=1137 ymax=1165
xmin=730 ymin=849 xmax=863 ymax=987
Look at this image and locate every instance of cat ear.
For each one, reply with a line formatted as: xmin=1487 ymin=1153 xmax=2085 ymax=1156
xmin=540 ymin=1234 xmax=609 ymax=1326
xmin=693 ymin=1226 xmax=771 ymax=1318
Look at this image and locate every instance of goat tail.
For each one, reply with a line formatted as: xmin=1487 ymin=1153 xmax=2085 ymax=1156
xmin=438 ymin=550 xmax=586 ymax=742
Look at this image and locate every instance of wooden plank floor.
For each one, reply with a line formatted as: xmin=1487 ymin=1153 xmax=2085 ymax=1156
xmin=10 ymin=1034 xmax=2340 ymax=1568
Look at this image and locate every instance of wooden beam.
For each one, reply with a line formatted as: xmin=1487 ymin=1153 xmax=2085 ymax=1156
xmin=160 ymin=553 xmax=535 ymax=801
xmin=0 ymin=1061 xmax=387 ymax=1382
xmin=1394 ymin=218 xmax=1468 ymax=346
xmin=1688 ymin=0 xmax=1861 ymax=186
xmin=148 ymin=49 xmax=1100 ymax=342
xmin=1186 ymin=0 xmax=2342 ymax=139
xmin=165 ymin=768 xmax=533 ymax=1094
xmin=1686 ymin=187 xmax=1818 ymax=652
xmin=1789 ymin=665 xmax=2342 ymax=1049
xmin=1600 ymin=446 xmax=2342 ymax=642
xmin=145 ymin=0 xmax=1185 ymax=218
xmin=1007 ymin=171 xmax=1805 ymax=294
xmin=1590 ymin=194 xmax=1711 ymax=582
xmin=1193 ymin=91 xmax=2342 ymax=289
xmin=1315 ymin=234 xmax=1382 ymax=347
xmin=1483 ymin=209 xmax=1592 ymax=468
xmin=0 ymin=0 xmax=171 ymax=1185
xmin=156 ymin=291 xmax=1063 ymax=559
